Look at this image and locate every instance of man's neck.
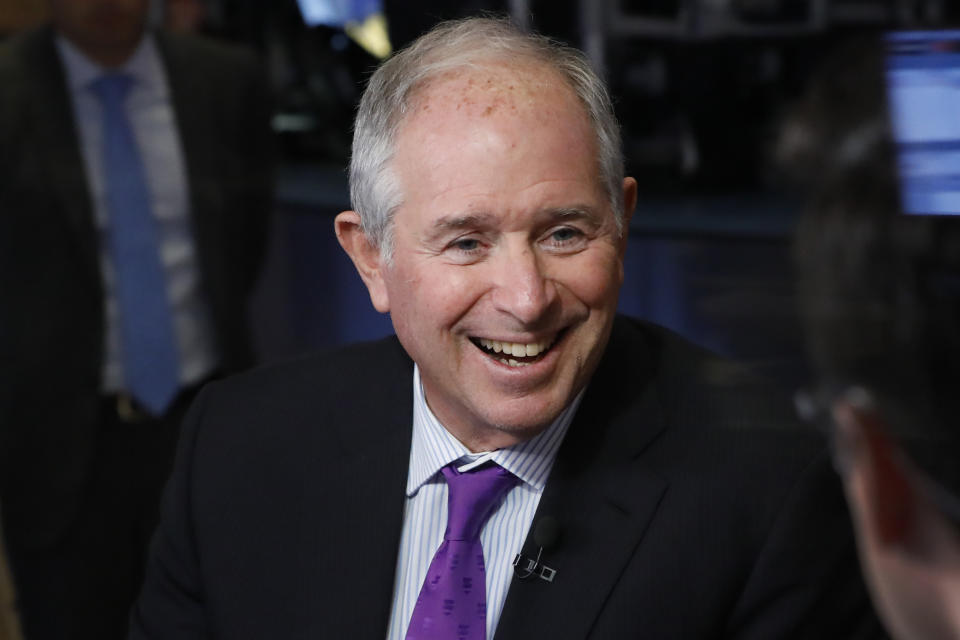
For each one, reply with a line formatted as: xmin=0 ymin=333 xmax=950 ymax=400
xmin=58 ymin=31 xmax=144 ymax=70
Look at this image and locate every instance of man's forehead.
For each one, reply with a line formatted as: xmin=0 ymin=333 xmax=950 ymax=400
xmin=387 ymin=60 xmax=606 ymax=224
xmin=409 ymin=62 xmax=582 ymax=123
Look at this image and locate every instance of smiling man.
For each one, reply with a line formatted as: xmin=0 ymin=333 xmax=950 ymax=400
xmin=131 ymin=17 xmax=881 ymax=640
xmin=336 ymin=59 xmax=632 ymax=454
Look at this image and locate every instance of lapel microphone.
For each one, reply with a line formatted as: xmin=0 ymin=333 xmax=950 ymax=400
xmin=513 ymin=516 xmax=560 ymax=582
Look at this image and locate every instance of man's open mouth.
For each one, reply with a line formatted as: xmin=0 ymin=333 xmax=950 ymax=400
xmin=469 ymin=331 xmax=564 ymax=367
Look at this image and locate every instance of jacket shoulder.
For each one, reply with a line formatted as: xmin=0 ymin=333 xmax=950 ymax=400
xmin=609 ymin=315 xmax=798 ymax=432
xmin=198 ymin=336 xmax=412 ymax=415
xmin=156 ymin=30 xmax=263 ymax=76
xmin=0 ymin=26 xmax=47 ymax=63
xmin=0 ymin=27 xmax=53 ymax=89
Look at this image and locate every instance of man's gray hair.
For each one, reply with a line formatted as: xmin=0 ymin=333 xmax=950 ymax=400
xmin=349 ymin=16 xmax=626 ymax=260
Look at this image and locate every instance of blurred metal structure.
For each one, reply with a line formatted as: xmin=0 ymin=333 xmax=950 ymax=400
xmin=509 ymin=0 xmax=531 ymax=31
xmin=580 ymin=0 xmax=947 ymax=74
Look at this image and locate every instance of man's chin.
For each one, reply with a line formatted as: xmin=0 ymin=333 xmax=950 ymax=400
xmin=456 ymin=423 xmax=551 ymax=452
xmin=466 ymin=400 xmax=568 ymax=448
xmin=424 ymin=369 xmax=581 ymax=449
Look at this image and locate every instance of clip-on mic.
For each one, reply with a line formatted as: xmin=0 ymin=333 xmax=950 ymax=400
xmin=513 ymin=516 xmax=559 ymax=583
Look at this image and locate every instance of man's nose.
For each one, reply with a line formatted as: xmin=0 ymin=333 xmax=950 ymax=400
xmin=490 ymin=245 xmax=558 ymax=325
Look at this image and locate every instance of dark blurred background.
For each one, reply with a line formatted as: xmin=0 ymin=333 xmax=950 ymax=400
xmin=3 ymin=0 xmax=958 ymax=388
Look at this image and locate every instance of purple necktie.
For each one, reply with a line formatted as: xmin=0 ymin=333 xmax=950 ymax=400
xmin=405 ymin=462 xmax=519 ymax=640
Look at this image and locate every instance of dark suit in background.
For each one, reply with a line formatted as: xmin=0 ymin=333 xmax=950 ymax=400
xmin=0 ymin=25 xmax=273 ymax=639
xmin=131 ymin=316 xmax=882 ymax=639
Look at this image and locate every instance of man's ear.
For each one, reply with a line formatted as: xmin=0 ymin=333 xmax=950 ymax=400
xmin=334 ymin=211 xmax=391 ymax=313
xmin=622 ymin=177 xmax=638 ymax=226
xmin=618 ymin=177 xmax=638 ymax=252
xmin=833 ymin=402 xmax=916 ymax=548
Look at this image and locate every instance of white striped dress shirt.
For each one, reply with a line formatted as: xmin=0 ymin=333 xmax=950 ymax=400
xmin=385 ymin=365 xmax=584 ymax=640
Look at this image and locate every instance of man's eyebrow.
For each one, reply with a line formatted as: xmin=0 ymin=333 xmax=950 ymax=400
xmin=422 ymin=206 xmax=606 ymax=242
xmin=543 ymin=205 xmax=605 ymax=224
xmin=435 ymin=212 xmax=498 ymax=229
xmin=423 ymin=212 xmax=498 ymax=241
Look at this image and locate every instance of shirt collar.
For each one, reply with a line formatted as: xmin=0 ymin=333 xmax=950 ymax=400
xmin=55 ymin=31 xmax=165 ymax=98
xmin=406 ymin=364 xmax=583 ymax=496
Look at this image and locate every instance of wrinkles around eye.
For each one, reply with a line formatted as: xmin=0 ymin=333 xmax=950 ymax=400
xmin=542 ymin=226 xmax=588 ymax=251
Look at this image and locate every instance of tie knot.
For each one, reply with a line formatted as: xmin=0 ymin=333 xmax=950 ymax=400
xmin=90 ymin=73 xmax=134 ymax=106
xmin=441 ymin=462 xmax=518 ymax=542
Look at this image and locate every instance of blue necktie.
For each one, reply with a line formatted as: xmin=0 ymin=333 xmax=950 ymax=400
xmin=91 ymin=74 xmax=180 ymax=416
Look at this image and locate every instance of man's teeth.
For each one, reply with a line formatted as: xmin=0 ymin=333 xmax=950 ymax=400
xmin=477 ymin=338 xmax=551 ymax=358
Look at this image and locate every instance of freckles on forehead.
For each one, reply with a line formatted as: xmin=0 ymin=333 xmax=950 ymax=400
xmin=411 ymin=64 xmax=580 ymax=127
xmin=396 ymin=64 xmax=597 ymax=177
xmin=392 ymin=62 xmax=606 ymax=218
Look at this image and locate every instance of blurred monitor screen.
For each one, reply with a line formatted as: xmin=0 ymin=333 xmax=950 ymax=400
xmin=885 ymin=30 xmax=960 ymax=216
xmin=296 ymin=0 xmax=382 ymax=27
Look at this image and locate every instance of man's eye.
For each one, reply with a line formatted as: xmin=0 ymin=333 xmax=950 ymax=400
xmin=452 ymin=238 xmax=481 ymax=252
xmin=547 ymin=227 xmax=584 ymax=245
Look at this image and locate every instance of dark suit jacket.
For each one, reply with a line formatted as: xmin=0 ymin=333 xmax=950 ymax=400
xmin=130 ymin=316 xmax=883 ymax=639
xmin=0 ymin=26 xmax=274 ymax=549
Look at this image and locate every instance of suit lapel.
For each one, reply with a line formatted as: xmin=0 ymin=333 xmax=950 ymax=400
xmin=299 ymin=340 xmax=415 ymax=637
xmin=496 ymin=319 xmax=670 ymax=639
xmin=156 ymin=32 xmax=214 ymax=212
xmin=154 ymin=33 xmax=221 ymax=290
xmin=25 ymin=28 xmax=100 ymax=281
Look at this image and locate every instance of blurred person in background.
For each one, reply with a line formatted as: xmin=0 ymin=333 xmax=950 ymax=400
xmin=785 ymin=38 xmax=960 ymax=640
xmin=0 ymin=0 xmax=274 ymax=637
